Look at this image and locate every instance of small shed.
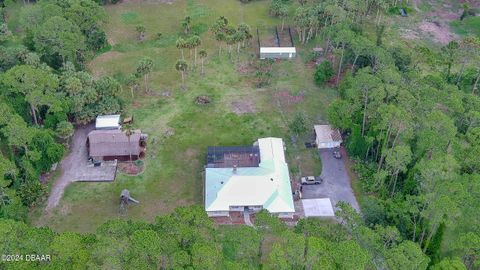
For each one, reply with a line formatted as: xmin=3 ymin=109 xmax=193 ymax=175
xmin=260 ymin=47 xmax=296 ymax=59
xmin=87 ymin=129 xmax=146 ymax=161
xmin=314 ymin=125 xmax=342 ymax=149
xmin=95 ymin=115 xmax=121 ymax=130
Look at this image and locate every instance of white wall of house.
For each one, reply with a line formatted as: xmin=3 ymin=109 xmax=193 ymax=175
xmin=230 ymin=206 xmax=244 ymax=211
xmin=207 ymin=211 xmax=230 ymax=217
xmin=278 ymin=212 xmax=294 ymax=218
xmin=229 ymin=205 xmax=263 ymax=211
xmin=260 ymin=47 xmax=296 ymax=59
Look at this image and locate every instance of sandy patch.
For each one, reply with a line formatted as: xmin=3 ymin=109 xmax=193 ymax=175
xmin=236 ymin=62 xmax=255 ymax=75
xmin=400 ymin=28 xmax=420 ymax=40
xmin=231 ymin=99 xmax=256 ymax=114
xmin=59 ymin=203 xmax=71 ymax=216
xmin=118 ymin=162 xmax=144 ymax=176
xmin=418 ymin=21 xmax=456 ymax=44
xmin=273 ymin=90 xmax=304 ymax=106
xmin=185 ymin=148 xmax=199 ymax=159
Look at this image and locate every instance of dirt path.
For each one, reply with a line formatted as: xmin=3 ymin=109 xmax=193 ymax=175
xmin=45 ymin=124 xmax=94 ymax=211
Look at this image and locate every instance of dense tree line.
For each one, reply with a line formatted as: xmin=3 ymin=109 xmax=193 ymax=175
xmin=310 ymin=6 xmax=480 ymax=270
xmin=0 ymin=0 xmax=123 ymax=221
xmin=4 ymin=205 xmax=464 ymax=270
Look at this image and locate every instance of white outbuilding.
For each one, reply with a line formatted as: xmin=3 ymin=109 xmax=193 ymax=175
xmin=314 ymin=125 xmax=342 ymax=149
xmin=260 ymin=47 xmax=296 ymax=59
xmin=95 ymin=114 xmax=121 ymax=130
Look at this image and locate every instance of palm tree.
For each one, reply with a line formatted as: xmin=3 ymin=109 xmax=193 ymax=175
xmin=211 ymin=16 xmax=228 ymax=54
xmin=176 ymin=37 xmax=187 ymax=60
xmin=189 ymin=35 xmax=201 ymax=67
xmin=226 ymin=34 xmax=236 ymax=55
xmin=175 ymin=60 xmax=188 ymax=88
xmin=122 ymin=123 xmax=134 ymax=164
xmin=181 ymin=16 xmax=192 ymax=34
xmin=214 ymin=32 xmax=226 ymax=55
xmin=135 ymin=57 xmax=154 ymax=92
xmin=199 ymin=49 xmax=207 ymax=75
xmin=233 ymin=32 xmax=244 ymax=53
xmin=135 ymin=24 xmax=146 ymax=41
xmin=237 ymin=23 xmax=252 ymax=48
xmin=125 ymin=73 xmax=139 ymax=98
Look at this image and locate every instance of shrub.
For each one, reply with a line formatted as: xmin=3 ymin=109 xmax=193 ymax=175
xmin=314 ymin=61 xmax=334 ymax=85
xmin=288 ymin=112 xmax=307 ymax=136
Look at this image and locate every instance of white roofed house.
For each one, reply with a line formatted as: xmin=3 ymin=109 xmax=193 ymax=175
xmin=314 ymin=125 xmax=343 ymax=149
xmin=205 ymin=138 xmax=295 ymax=218
xmin=95 ymin=114 xmax=121 ymax=130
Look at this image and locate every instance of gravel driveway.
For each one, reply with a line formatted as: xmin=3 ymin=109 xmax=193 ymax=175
xmin=45 ymin=123 xmax=118 ymax=211
xmin=301 ymin=148 xmax=360 ymax=212
xmin=45 ymin=124 xmax=94 ymax=211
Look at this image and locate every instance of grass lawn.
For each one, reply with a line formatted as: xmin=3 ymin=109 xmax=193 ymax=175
xmin=450 ymin=16 xmax=480 ymax=38
xmin=31 ymin=0 xmax=336 ymax=232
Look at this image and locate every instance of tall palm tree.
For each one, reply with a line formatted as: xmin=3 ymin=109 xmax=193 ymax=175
xmin=135 ymin=57 xmax=153 ymax=92
xmin=176 ymin=37 xmax=187 ymax=60
xmin=237 ymin=23 xmax=252 ymax=48
xmin=125 ymin=73 xmax=139 ymax=98
xmin=181 ymin=16 xmax=192 ymax=34
xmin=199 ymin=49 xmax=207 ymax=75
xmin=189 ymin=35 xmax=201 ymax=67
xmin=122 ymin=123 xmax=134 ymax=164
xmin=175 ymin=60 xmax=188 ymax=88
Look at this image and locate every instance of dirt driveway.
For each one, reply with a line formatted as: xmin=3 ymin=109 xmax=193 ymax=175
xmin=301 ymin=148 xmax=360 ymax=212
xmin=45 ymin=124 xmax=117 ymax=211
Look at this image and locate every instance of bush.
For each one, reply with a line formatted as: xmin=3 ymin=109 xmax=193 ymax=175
xmin=362 ymin=197 xmax=387 ymax=227
xmin=314 ymin=61 xmax=334 ymax=85
xmin=288 ymin=113 xmax=307 ymax=136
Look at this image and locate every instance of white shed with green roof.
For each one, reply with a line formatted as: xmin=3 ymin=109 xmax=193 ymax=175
xmin=205 ymin=138 xmax=295 ymax=218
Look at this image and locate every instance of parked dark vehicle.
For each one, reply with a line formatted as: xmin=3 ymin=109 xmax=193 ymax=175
xmin=400 ymin=8 xmax=408 ymax=17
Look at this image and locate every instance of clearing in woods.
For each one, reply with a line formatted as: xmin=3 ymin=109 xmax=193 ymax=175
xmin=32 ymin=0 xmax=333 ymax=232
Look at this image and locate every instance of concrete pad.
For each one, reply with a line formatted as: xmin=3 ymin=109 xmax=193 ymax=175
xmin=302 ymin=198 xmax=335 ymax=217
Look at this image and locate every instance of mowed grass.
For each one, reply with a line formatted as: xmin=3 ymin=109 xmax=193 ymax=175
xmin=32 ymin=0 xmax=336 ymax=232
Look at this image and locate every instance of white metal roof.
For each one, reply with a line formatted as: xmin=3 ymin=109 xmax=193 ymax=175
xmin=314 ymin=125 xmax=342 ymax=143
xmin=95 ymin=115 xmax=121 ymax=129
xmin=205 ymin=138 xmax=294 ymax=213
xmin=260 ymin=47 xmax=296 ymax=54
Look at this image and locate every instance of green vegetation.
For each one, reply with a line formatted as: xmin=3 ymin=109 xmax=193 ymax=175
xmin=451 ymin=16 xmax=480 ymax=37
xmin=1 ymin=204 xmax=433 ymax=270
xmin=314 ymin=60 xmax=334 ymax=85
xmin=0 ymin=0 xmax=479 ymax=269
xmin=0 ymin=0 xmax=118 ymax=224
xmin=20 ymin=0 xmax=333 ymax=233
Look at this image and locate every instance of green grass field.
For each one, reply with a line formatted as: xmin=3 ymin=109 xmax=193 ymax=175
xmin=31 ymin=0 xmax=335 ymax=232
xmin=450 ymin=16 xmax=480 ymax=37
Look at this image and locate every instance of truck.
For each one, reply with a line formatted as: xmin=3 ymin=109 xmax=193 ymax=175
xmin=301 ymin=176 xmax=323 ymax=185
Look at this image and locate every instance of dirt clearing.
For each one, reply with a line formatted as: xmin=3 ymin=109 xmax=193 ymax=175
xmin=231 ymin=99 xmax=257 ymax=114
xmin=418 ymin=21 xmax=457 ymax=44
